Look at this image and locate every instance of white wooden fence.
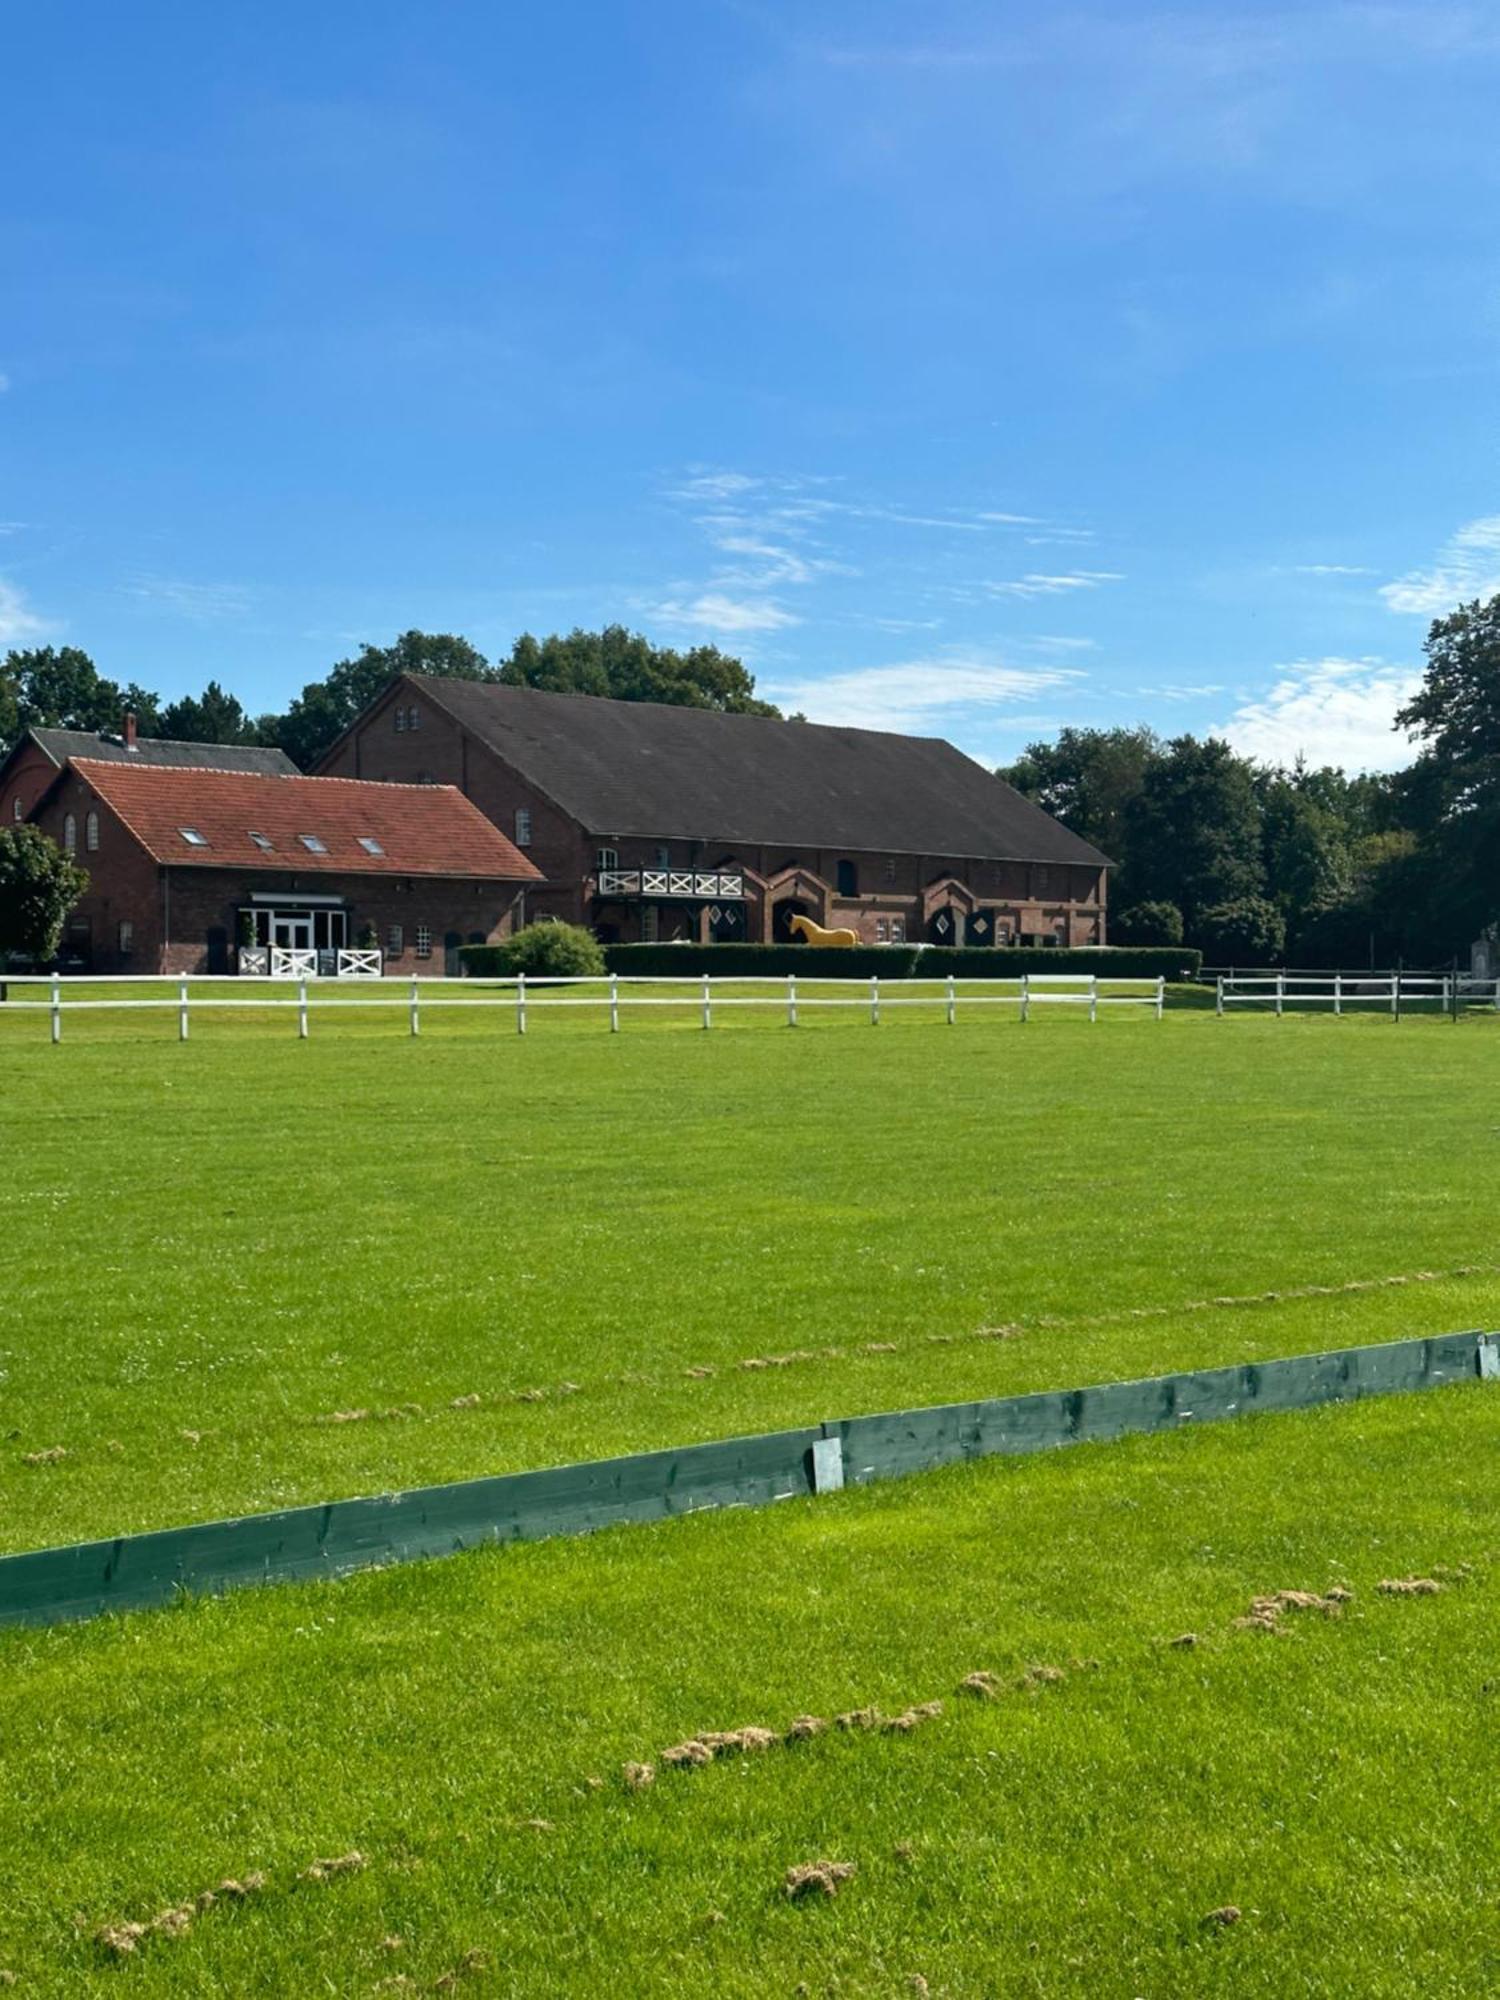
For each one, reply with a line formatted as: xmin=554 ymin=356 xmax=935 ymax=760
xmin=1215 ymin=972 xmax=1500 ymax=1016
xmin=1 ymin=971 xmax=1164 ymax=1043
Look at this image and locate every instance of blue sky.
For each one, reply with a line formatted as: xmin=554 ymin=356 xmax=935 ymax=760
xmin=3 ymin=1 xmax=1499 ymax=770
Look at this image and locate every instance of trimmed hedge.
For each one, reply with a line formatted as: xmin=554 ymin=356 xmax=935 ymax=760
xmin=599 ymin=942 xmax=1199 ymax=981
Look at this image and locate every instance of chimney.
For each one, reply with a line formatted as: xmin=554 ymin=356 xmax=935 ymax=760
xmin=122 ymin=710 xmax=138 ymax=753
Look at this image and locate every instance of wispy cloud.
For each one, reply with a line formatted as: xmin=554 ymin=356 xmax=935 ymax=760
xmin=124 ymin=575 xmax=253 ymax=621
xmin=651 ymin=591 xmax=801 ymax=635
xmin=761 ymin=654 xmax=1084 ymax=733
xmin=1218 ymin=657 xmax=1419 ymax=771
xmin=1380 ymin=516 xmax=1500 ymax=614
xmin=978 ymin=571 xmax=1124 ymax=599
xmin=1139 ymin=682 xmax=1226 ymax=700
xmin=1293 ymin=562 xmax=1373 ymax=576
xmin=0 ymin=579 xmax=47 ymax=643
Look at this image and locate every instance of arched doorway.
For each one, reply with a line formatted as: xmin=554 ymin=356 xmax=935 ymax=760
xmin=774 ymin=898 xmax=812 ymax=942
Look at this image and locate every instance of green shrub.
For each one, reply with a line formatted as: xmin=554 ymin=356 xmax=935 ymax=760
xmin=1111 ymin=900 xmax=1184 ymax=947
xmin=1195 ymin=898 xmax=1286 ymax=965
xmin=602 ymin=942 xmax=1199 ymax=981
xmin=913 ymin=945 xmax=1201 ymax=981
xmin=461 ymin=922 xmax=606 ymax=979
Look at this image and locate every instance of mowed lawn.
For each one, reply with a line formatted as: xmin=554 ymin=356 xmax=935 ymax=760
xmin=2 ymin=999 xmax=1500 ymax=1552
xmin=0 ymin=1385 xmax=1495 ymax=1996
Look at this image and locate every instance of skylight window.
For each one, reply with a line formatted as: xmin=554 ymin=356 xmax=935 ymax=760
xmin=357 ymin=835 xmax=385 ymax=856
xmin=298 ymin=833 xmax=328 ymax=853
xmin=178 ymin=826 xmax=209 ymax=847
xmin=249 ymin=831 xmax=273 ymax=851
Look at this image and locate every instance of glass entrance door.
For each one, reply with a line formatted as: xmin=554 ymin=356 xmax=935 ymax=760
xmin=271 ymin=914 xmax=313 ymax=951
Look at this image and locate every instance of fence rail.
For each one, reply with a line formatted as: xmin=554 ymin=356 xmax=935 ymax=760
xmin=0 ymin=970 xmax=1165 ymax=1041
xmin=0 ymin=1329 xmax=1491 ymax=1628
xmin=1216 ymin=971 xmax=1500 ymax=1017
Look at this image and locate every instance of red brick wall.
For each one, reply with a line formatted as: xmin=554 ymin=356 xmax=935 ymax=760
xmin=0 ymin=742 xmax=61 ymax=831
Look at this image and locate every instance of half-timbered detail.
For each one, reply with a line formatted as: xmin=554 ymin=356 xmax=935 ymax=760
xmin=320 ymin=677 xmax=1110 ymax=946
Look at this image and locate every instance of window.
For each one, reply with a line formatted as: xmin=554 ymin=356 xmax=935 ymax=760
xmin=875 ymin=918 xmax=889 ymax=943
xmin=890 ymin=916 xmax=906 ymax=943
xmin=13 ymin=796 xmax=24 ymax=821
xmin=884 ymin=857 xmax=897 ymax=883
xmin=836 ymin=859 xmax=858 ymax=896
xmin=394 ymin=706 xmax=406 ymax=733
xmin=641 ymin=905 xmax=659 ymax=943
xmin=387 ymin=924 xmax=404 ymax=957
xmin=117 ymin=920 xmax=134 ymax=957
xmin=514 ymin=808 xmax=532 ymax=847
xmin=1034 ymin=865 xmax=1052 ymax=896
xmin=414 ymin=925 xmax=432 ymax=958
xmin=407 ymin=705 xmax=420 ymax=730
xmin=63 ymin=813 xmax=77 ymax=851
xmin=298 ymin=834 xmax=328 ymax=853
xmin=178 ymin=826 xmax=208 ymax=847
xmin=357 ymin=836 xmax=385 ymax=856
xmin=85 ymin=811 xmax=99 ymax=852
xmin=596 ymin=846 xmax=618 ymax=872
xmin=249 ymin=830 xmax=273 ymax=851
xmin=655 ymin=844 xmax=671 ymax=869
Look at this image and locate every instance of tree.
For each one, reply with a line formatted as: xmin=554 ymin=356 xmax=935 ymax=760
xmin=1196 ymin=896 xmax=1286 ymax=964
xmin=1000 ymin=726 xmax=1159 ymax=857
xmin=1122 ymin=736 xmax=1265 ymax=925
xmin=1111 ymin=900 xmax=1183 ymax=946
xmin=497 ymin=625 xmax=778 ymax=715
xmin=158 ymin=680 xmax=261 ymax=745
xmin=0 ymin=825 xmax=90 ymax=961
xmin=262 ymin=631 xmax=497 ymax=769
xmin=1 ymin=646 xmax=161 ymax=754
xmin=1395 ymin=594 xmax=1500 ymax=770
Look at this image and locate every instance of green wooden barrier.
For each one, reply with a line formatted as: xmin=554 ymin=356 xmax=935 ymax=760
xmin=0 ymin=1330 xmax=1493 ymax=1629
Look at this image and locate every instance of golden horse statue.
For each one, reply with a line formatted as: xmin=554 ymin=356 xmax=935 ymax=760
xmin=788 ymin=912 xmax=860 ymax=949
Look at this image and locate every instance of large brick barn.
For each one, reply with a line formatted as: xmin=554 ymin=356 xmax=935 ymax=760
xmin=23 ymin=757 xmax=540 ymax=974
xmin=320 ymin=676 xmax=1110 ymax=947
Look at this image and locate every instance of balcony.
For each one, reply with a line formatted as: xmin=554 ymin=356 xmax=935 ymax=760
xmin=597 ymin=869 xmax=745 ymax=900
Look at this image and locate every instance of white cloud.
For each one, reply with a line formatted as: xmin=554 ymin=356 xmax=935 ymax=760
xmin=1293 ymin=562 xmax=1373 ymax=576
xmin=652 ymin=592 xmax=801 ymax=635
xmin=761 ymin=655 xmax=1083 ymax=733
xmin=1218 ymin=658 xmax=1420 ymax=771
xmin=125 ymin=575 xmax=252 ymax=621
xmin=1380 ymin=515 xmax=1500 ymax=615
xmin=979 ymin=570 xmax=1124 ymax=599
xmin=0 ymin=579 xmax=46 ymax=643
xmin=1138 ymin=682 xmax=1226 ymax=700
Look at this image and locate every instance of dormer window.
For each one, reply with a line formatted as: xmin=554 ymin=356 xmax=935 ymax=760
xmin=299 ymin=834 xmax=328 ymax=854
xmin=249 ymin=831 xmax=273 ymax=851
xmin=357 ymin=836 xmax=385 ymax=856
xmin=178 ymin=826 xmax=208 ymax=847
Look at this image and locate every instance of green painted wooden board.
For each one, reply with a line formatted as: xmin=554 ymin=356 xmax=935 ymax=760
xmin=0 ymin=1332 xmax=1490 ymax=1630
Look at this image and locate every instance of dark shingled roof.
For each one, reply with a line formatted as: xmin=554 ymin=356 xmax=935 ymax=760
xmin=27 ymin=727 xmax=300 ymax=777
xmin=414 ymin=678 xmax=1111 ymax=867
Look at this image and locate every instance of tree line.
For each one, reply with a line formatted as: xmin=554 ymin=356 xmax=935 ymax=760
xmin=1001 ymin=593 xmax=1500 ymax=964
xmin=0 ymin=625 xmax=778 ymax=774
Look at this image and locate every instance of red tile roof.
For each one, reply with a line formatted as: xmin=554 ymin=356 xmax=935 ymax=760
xmin=70 ymin=760 xmax=543 ymax=881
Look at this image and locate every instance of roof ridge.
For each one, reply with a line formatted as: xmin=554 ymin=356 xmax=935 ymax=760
xmin=71 ymin=757 xmax=462 ymax=795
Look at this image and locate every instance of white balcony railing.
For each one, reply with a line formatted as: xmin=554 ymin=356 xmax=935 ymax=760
xmin=597 ymin=869 xmax=745 ymax=900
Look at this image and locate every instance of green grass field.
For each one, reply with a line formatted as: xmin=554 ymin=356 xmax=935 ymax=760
xmin=2 ymin=1002 xmax=1499 ymax=1993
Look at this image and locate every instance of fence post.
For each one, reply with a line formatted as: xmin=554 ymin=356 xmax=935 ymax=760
xmin=50 ymin=970 xmax=61 ymax=1045
xmin=1216 ymin=975 xmax=1223 ymax=1017
xmin=945 ymin=973 xmax=955 ymax=1026
xmin=1392 ymin=973 xmax=1399 ymax=1021
xmin=870 ymin=973 xmax=880 ymax=1026
xmin=1020 ymin=972 xmax=1029 ymax=1023
xmin=1088 ymin=975 xmax=1097 ymax=1024
xmin=701 ymin=972 xmax=711 ymax=1031
xmin=410 ymin=973 xmax=420 ymax=1038
xmin=517 ymin=971 xmax=527 ymax=1036
xmin=1275 ymin=972 xmax=1284 ymax=1018
xmin=609 ymin=972 xmax=620 ymax=1034
xmin=298 ymin=976 xmax=309 ymax=1040
xmin=787 ymin=973 xmax=797 ymax=1028
xmin=1155 ymin=975 xmax=1164 ymax=1021
xmin=179 ymin=976 xmax=189 ymax=1042
xmin=1334 ymin=972 xmax=1342 ymax=1018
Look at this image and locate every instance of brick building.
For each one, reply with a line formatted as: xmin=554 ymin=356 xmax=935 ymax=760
xmin=319 ymin=676 xmax=1110 ymax=947
xmin=26 ymin=758 xmax=540 ymax=974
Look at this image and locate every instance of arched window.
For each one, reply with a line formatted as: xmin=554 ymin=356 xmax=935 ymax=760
xmin=11 ymin=796 xmax=22 ymax=822
xmin=596 ymin=846 xmax=618 ymax=872
xmin=63 ymin=813 xmax=77 ymax=852
xmin=836 ymin=859 xmax=858 ymax=896
xmin=85 ymin=811 xmax=99 ymax=852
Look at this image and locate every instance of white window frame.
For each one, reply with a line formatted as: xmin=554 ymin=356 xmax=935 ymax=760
xmin=387 ymin=924 xmax=404 ymax=957
xmin=298 ymin=834 xmax=328 ymax=854
xmin=514 ymin=808 xmax=532 ymax=847
xmin=875 ymin=917 xmax=888 ymax=943
xmin=414 ymin=925 xmax=432 ymax=959
xmin=85 ymin=811 xmax=99 ymax=852
xmin=890 ymin=916 xmax=906 ymax=943
xmin=13 ymin=796 xmax=24 ymax=822
xmin=63 ymin=813 xmax=77 ymax=851
xmin=117 ymin=919 xmax=134 ymax=957
xmin=596 ymin=846 xmax=619 ymax=872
